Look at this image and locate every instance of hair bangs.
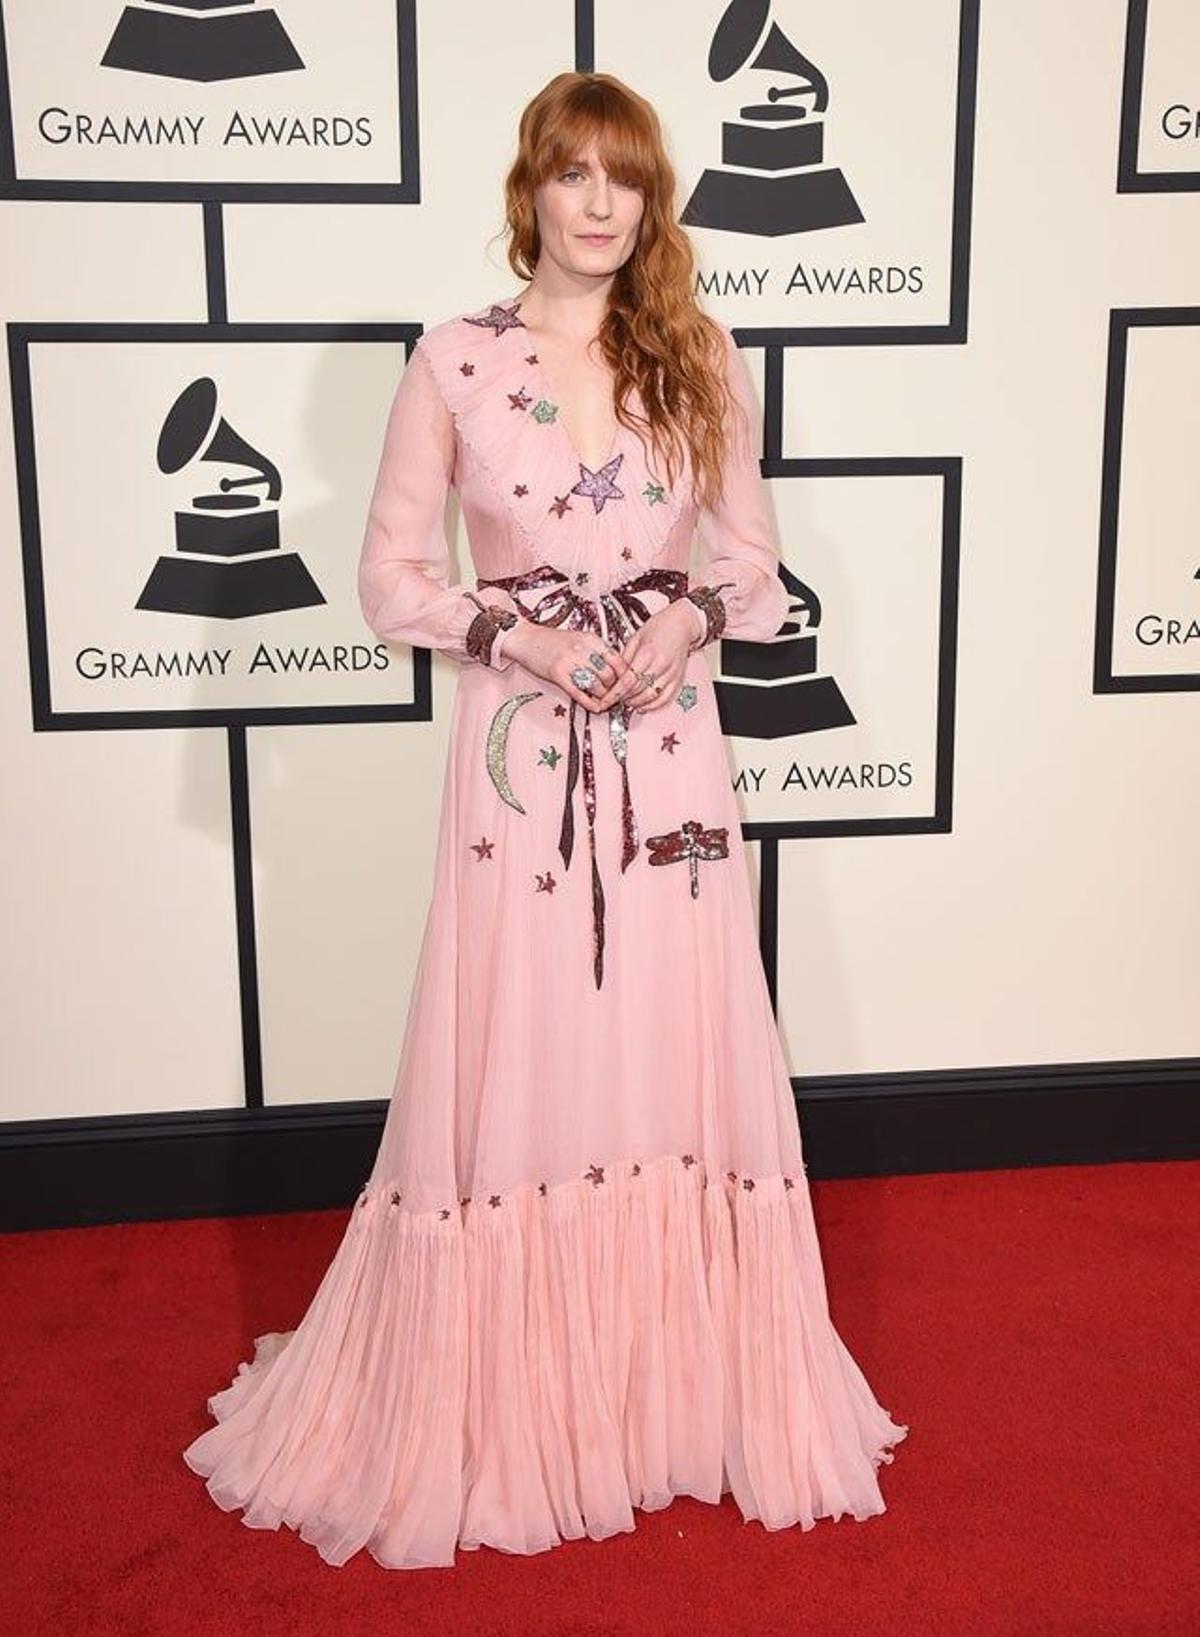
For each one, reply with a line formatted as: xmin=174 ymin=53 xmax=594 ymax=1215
xmin=531 ymin=92 xmax=653 ymax=192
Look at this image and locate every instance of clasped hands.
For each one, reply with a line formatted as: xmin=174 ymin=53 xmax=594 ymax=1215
xmin=502 ymin=599 xmax=698 ymax=715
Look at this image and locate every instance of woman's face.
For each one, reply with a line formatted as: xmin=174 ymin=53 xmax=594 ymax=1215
xmin=533 ymin=140 xmax=644 ymax=281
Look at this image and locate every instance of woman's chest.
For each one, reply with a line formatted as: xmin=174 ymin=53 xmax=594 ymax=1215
xmin=424 ymin=310 xmax=695 ymax=582
xmin=529 ymin=338 xmax=620 ymax=472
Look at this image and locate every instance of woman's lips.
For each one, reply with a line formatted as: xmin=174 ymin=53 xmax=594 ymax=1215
xmin=578 ymin=234 xmax=615 ymax=244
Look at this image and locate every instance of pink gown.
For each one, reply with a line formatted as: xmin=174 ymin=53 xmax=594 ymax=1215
xmin=182 ymin=295 xmax=908 ymax=1570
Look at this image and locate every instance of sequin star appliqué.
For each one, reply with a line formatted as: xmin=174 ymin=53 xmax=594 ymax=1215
xmin=463 ymin=302 xmax=527 ymax=338
xmin=570 ymin=453 xmax=625 ymax=514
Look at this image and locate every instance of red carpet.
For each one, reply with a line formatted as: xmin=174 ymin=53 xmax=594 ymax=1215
xmin=2 ymin=1160 xmax=1196 ymax=1637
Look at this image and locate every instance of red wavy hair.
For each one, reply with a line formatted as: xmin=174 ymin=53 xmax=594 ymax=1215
xmin=491 ymin=71 xmax=746 ymax=514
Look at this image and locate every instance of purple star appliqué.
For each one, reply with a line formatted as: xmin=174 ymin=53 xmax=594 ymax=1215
xmin=463 ymin=301 xmax=526 ymax=337
xmin=570 ymin=453 xmax=625 ymax=514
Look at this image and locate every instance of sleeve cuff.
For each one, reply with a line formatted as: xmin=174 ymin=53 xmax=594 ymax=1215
xmin=463 ymin=590 xmax=521 ymax=670
xmin=487 ymin=617 xmax=517 ymax=670
xmin=682 ymin=592 xmax=712 ymax=644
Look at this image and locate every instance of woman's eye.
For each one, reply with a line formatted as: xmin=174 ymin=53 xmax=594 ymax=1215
xmin=558 ymin=167 xmax=638 ymax=189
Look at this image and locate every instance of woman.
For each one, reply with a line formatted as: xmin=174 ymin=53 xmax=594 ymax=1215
xmin=183 ymin=70 xmax=907 ymax=1571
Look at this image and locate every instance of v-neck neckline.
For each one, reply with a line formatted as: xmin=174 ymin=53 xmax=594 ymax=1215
xmin=506 ymin=297 xmax=623 ymax=475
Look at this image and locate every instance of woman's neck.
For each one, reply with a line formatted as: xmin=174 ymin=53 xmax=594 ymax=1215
xmin=514 ymin=278 xmax=611 ymax=345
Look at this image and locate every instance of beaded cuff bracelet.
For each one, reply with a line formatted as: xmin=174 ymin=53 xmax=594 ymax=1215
xmin=683 ymin=582 xmax=734 ymax=648
xmin=463 ymin=592 xmax=518 ymax=667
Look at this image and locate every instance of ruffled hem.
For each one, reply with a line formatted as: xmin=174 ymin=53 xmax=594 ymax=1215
xmin=182 ymin=1150 xmax=908 ymax=1571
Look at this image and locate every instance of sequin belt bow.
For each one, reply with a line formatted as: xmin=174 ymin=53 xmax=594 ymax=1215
xmin=475 ymin=561 xmax=690 ymax=990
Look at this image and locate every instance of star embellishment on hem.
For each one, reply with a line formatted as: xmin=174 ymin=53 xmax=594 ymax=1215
xmin=464 ymin=302 xmax=526 ymax=337
xmin=513 ymin=483 xmax=529 ymax=497
xmin=508 ymin=387 xmax=532 ymax=411
xmin=459 ymin=361 xmax=475 ymax=375
xmin=643 ymin=480 xmax=666 ymax=505
xmin=470 ymin=836 xmax=494 ymax=859
xmin=660 ymin=732 xmax=680 ymax=754
xmin=535 ymin=870 xmax=557 ymax=893
xmin=549 ymin=494 xmax=572 ymax=518
xmin=571 ymin=453 xmax=625 ymax=514
xmin=538 ymin=745 xmax=563 ymax=770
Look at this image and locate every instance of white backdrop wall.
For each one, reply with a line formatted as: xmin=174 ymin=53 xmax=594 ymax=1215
xmin=1 ymin=0 xmax=1196 ymax=1122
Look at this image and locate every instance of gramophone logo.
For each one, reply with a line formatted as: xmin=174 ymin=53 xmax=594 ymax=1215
xmin=135 ymin=376 xmax=325 ymax=619
xmin=713 ymin=561 xmax=855 ymax=738
xmin=681 ymin=0 xmax=863 ymax=236
xmin=101 ymin=0 xmax=304 ymax=83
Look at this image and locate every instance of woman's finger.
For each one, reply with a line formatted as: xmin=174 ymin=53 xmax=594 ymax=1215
xmin=631 ymin=677 xmax=671 ymax=711
xmin=562 ymin=640 xmax=620 ymax=711
xmin=593 ymin=664 xmax=648 ymax=711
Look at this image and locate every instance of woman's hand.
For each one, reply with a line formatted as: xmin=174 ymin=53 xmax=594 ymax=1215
xmin=588 ymin=601 xmax=696 ymax=713
xmin=501 ymin=619 xmax=635 ymax=713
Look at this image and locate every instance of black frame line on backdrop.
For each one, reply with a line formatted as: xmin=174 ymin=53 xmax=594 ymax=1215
xmin=738 ymin=453 xmax=961 ymax=846
xmin=8 ymin=322 xmax=434 ymax=734
xmin=745 ymin=347 xmax=961 ymax=1007
xmin=1118 ymin=0 xmax=1200 ymax=193
xmin=8 ymin=321 xmax=433 ymax=1112
xmin=578 ymin=0 xmax=981 ymax=348
xmin=0 ymin=0 xmax=422 ymax=204
xmin=1095 ymin=306 xmax=1200 ymax=693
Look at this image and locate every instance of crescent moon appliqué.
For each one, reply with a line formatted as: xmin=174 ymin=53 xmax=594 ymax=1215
xmin=486 ymin=691 xmax=544 ymax=813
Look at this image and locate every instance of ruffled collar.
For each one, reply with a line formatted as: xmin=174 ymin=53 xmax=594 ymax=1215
xmin=418 ymin=295 xmax=690 ymax=590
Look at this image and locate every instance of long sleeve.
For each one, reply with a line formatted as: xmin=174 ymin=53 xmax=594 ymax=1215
xmin=357 ymin=340 xmax=520 ymax=669
xmin=688 ymin=324 xmax=791 ymax=644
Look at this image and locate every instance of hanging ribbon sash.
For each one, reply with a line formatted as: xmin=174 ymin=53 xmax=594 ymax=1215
xmin=476 ymin=563 xmax=690 ymax=989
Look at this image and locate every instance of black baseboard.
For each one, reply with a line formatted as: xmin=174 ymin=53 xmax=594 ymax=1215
xmin=2 ymin=1057 xmax=1196 ymax=1232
